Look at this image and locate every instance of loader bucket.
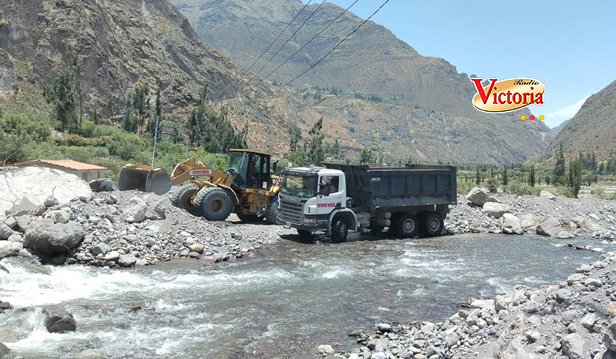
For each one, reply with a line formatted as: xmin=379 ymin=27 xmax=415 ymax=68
xmin=118 ymin=164 xmax=172 ymax=195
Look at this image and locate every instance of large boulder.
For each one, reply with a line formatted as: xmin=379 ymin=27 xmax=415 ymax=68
xmin=501 ymin=213 xmax=522 ymax=234
xmin=0 ymin=241 xmax=22 ymax=259
xmin=43 ymin=307 xmax=76 ymax=333
xmin=536 ymin=218 xmax=564 ymax=237
xmin=466 ymin=187 xmax=499 ymax=207
xmin=0 ymin=167 xmax=92 ymax=217
xmin=518 ymin=213 xmax=540 ymax=232
xmin=23 ymin=219 xmax=85 ymax=256
xmin=0 ymin=223 xmax=18 ymax=240
xmin=125 ymin=197 xmax=148 ymax=223
xmin=0 ymin=342 xmax=10 ymax=358
xmin=482 ymin=202 xmax=512 ymax=219
xmin=571 ymin=216 xmax=608 ymax=235
xmin=540 ymin=190 xmax=557 ymax=200
xmin=89 ymin=178 xmax=115 ymax=192
xmin=605 ymin=319 xmax=616 ymax=353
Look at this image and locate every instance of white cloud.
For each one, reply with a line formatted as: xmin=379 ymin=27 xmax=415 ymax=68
xmin=547 ymin=95 xmax=590 ymax=119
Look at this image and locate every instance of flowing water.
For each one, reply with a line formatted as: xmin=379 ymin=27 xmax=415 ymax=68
xmin=0 ymin=234 xmax=612 ymax=359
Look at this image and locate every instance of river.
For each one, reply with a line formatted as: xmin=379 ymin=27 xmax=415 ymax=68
xmin=0 ymin=234 xmax=611 ymax=358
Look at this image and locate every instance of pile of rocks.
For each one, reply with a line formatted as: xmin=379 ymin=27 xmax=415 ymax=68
xmin=445 ymin=187 xmax=616 ymax=241
xmin=332 ymin=250 xmax=616 ymax=359
xmin=0 ymin=167 xmax=292 ymax=267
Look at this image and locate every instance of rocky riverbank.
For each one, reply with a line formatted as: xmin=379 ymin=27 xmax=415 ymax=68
xmin=0 ymin=167 xmax=293 ymax=267
xmin=331 ymin=249 xmax=616 ymax=359
xmin=1 ymin=168 xmax=615 ymax=269
xmin=445 ymin=187 xmax=616 ymax=241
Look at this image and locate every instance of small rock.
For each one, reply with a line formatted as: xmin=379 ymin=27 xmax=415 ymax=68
xmin=581 ymin=313 xmax=598 ymax=330
xmin=118 ymin=254 xmax=137 ymax=267
xmin=525 ymin=330 xmax=541 ymax=343
xmin=125 ymin=197 xmax=148 ymax=223
xmin=584 ymin=278 xmax=603 ymax=287
xmin=482 ymin=202 xmax=512 ymax=219
xmin=377 ymin=323 xmax=392 ymax=332
xmin=446 ymin=333 xmax=459 ymax=348
xmin=567 ymin=273 xmax=585 ymax=285
xmin=316 ymin=344 xmax=335 ymax=354
xmin=466 ymin=187 xmax=499 ymax=206
xmin=106 ymin=195 xmax=118 ymax=205
xmin=561 ymin=333 xmax=584 ymax=359
xmin=0 ymin=342 xmax=10 ymax=357
xmin=44 ymin=195 xmax=59 ymax=207
xmin=0 ymin=241 xmax=23 ymax=259
xmin=44 ymin=307 xmax=77 ymax=333
xmin=540 ymin=190 xmax=556 ymax=200
xmin=0 ymin=222 xmax=18 ymax=240
xmin=91 ymin=243 xmax=110 ymax=256
xmin=89 ymin=178 xmax=115 ymax=192
xmin=605 ymin=319 xmax=616 ymax=352
xmin=104 ymin=251 xmax=120 ymax=261
xmin=557 ymin=230 xmax=575 ymax=239
xmin=189 ymin=243 xmax=205 ymax=254
xmin=607 ymin=302 xmax=616 ymax=317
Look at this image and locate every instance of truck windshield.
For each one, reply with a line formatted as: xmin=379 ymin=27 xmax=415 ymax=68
xmin=281 ymin=175 xmax=317 ymax=198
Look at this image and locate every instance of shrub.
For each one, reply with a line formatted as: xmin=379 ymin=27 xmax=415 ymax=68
xmin=505 ymin=180 xmax=540 ymax=196
xmin=486 ymin=177 xmax=498 ymax=193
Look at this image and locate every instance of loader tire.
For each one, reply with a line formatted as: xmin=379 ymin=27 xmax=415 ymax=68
xmin=171 ymin=184 xmax=200 ymax=216
xmin=193 ymin=187 xmax=233 ymax=221
xmin=265 ymin=194 xmax=279 ymax=224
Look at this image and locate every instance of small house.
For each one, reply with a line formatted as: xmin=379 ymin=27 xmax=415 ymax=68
xmin=15 ymin=159 xmax=107 ymax=182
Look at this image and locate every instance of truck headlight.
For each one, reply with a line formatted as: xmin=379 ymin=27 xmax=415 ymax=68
xmin=303 ymin=217 xmax=316 ymax=224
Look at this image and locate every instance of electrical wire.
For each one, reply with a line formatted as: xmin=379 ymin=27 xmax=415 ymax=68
xmin=245 ymin=0 xmax=314 ymax=74
xmin=250 ymin=0 xmax=328 ymax=82
xmin=281 ymin=0 xmax=391 ymax=89
xmin=261 ymin=0 xmax=361 ymax=82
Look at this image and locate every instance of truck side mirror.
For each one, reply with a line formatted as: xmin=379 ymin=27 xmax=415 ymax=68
xmin=272 ymin=160 xmax=279 ymax=174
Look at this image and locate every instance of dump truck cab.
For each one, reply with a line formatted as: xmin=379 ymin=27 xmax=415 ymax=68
xmin=279 ymin=166 xmax=354 ymax=235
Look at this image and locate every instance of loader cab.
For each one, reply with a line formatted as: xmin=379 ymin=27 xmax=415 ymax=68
xmin=226 ymin=149 xmax=272 ymax=191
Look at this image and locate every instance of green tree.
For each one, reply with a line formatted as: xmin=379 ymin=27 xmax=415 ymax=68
xmin=306 ymin=117 xmax=324 ymax=165
xmin=475 ymin=166 xmax=481 ymax=185
xmin=502 ymin=165 xmax=508 ymax=186
xmin=44 ymin=69 xmax=77 ymax=132
xmin=553 ymin=143 xmax=566 ymax=185
xmin=148 ymin=87 xmax=164 ymax=142
xmin=568 ymin=155 xmax=582 ymax=198
xmin=359 ymin=147 xmax=375 ymax=165
xmin=529 ymin=164 xmax=536 ymax=187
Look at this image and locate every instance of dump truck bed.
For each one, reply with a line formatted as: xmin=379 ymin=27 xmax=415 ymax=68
xmin=323 ymin=163 xmax=457 ymax=212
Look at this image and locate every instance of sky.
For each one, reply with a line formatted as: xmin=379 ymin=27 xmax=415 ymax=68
xmin=301 ymin=0 xmax=616 ymax=128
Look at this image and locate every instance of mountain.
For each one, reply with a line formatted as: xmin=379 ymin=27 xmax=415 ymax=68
xmin=169 ymin=0 xmax=553 ymax=164
xmin=549 ymin=79 xmax=616 ymax=157
xmin=0 ymin=0 xmax=329 ymax=153
xmin=551 ymin=120 xmax=570 ymax=136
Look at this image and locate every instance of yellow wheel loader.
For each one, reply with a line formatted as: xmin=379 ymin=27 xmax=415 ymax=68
xmin=118 ymin=149 xmax=281 ymax=223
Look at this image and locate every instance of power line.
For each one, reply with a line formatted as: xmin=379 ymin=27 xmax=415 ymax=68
xmin=281 ymin=0 xmax=391 ymax=89
xmin=250 ymin=0 xmax=327 ymax=82
xmin=261 ymin=0 xmax=361 ymax=82
xmin=245 ymin=0 xmax=314 ymax=74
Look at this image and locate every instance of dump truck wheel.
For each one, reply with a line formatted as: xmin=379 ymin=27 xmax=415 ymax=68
xmin=331 ymin=218 xmax=349 ymax=243
xmin=237 ymin=214 xmax=263 ymax=223
xmin=265 ymin=194 xmax=279 ymax=224
xmin=394 ymin=213 xmax=419 ymax=238
xmin=193 ymin=187 xmax=233 ymax=221
xmin=171 ymin=184 xmax=200 ymax=215
xmin=422 ymin=212 xmax=444 ymax=237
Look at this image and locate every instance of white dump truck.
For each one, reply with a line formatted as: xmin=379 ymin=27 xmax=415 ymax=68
xmin=278 ymin=163 xmax=457 ymax=242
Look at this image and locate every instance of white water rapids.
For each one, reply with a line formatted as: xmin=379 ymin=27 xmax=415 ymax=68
xmin=0 ymin=235 xmax=610 ymax=358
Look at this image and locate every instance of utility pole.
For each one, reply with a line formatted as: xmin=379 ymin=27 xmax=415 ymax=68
xmin=151 ymin=114 xmax=160 ymax=167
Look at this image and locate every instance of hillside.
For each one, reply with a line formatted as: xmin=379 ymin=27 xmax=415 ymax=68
xmin=0 ymin=0 xmax=333 ymax=154
xmin=550 ymin=79 xmax=616 ymax=157
xmin=551 ymin=119 xmax=569 ymax=136
xmin=170 ymin=0 xmax=553 ymax=164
